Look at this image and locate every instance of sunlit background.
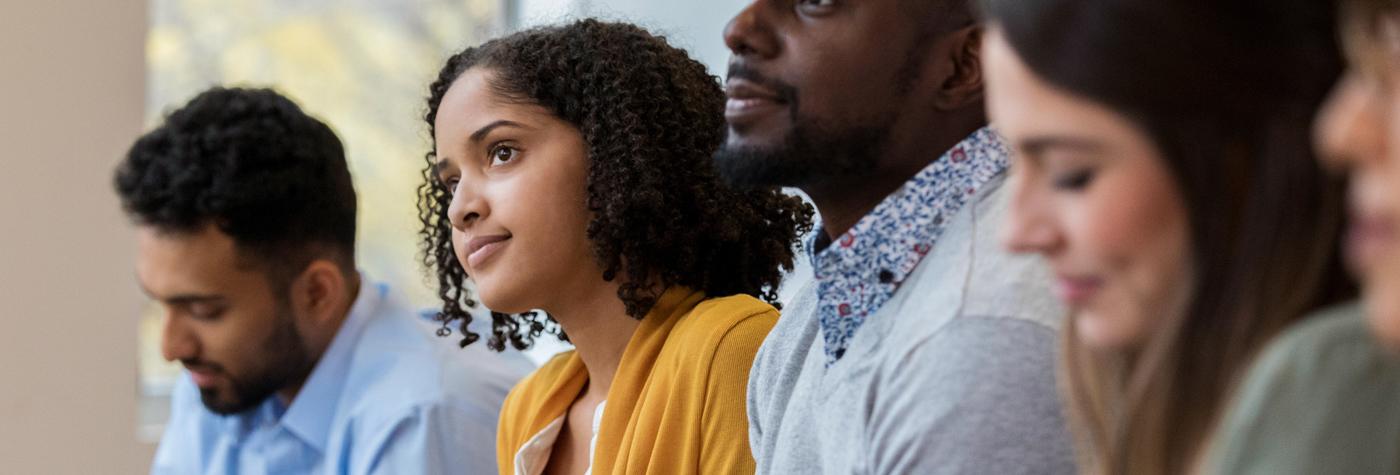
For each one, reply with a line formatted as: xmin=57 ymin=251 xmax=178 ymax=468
xmin=0 ymin=0 xmax=799 ymax=471
xmin=133 ymin=0 xmax=799 ymax=452
xmin=136 ymin=0 xmax=505 ymax=439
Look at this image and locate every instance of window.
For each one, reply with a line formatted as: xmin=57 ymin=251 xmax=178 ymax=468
xmin=139 ymin=0 xmax=507 ymax=440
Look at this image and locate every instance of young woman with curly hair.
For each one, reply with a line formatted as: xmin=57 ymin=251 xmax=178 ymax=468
xmin=419 ymin=19 xmax=812 ymax=475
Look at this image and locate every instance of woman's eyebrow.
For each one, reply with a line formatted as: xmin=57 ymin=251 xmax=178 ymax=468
xmin=469 ymin=119 xmax=530 ymax=144
xmin=1019 ymin=135 xmax=1106 ymax=156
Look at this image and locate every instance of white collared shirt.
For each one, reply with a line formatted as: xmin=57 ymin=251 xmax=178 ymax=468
xmin=513 ymin=401 xmax=606 ymax=475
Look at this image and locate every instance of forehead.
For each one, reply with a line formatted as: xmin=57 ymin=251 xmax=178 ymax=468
xmin=435 ymin=68 xmax=505 ymax=131
xmin=983 ymin=30 xmax=1079 ymax=128
xmin=436 ymin=70 xmax=544 ymax=135
xmin=434 ymin=69 xmax=561 ymax=149
xmin=135 ymin=224 xmax=264 ymax=297
xmin=983 ymin=29 xmax=1154 ymax=149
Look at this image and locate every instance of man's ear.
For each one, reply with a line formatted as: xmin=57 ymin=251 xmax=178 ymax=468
xmin=289 ymin=259 xmax=347 ymax=324
xmin=934 ymin=24 xmax=985 ymax=111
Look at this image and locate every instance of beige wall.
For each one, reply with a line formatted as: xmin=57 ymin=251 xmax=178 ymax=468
xmin=0 ymin=0 xmax=153 ymax=473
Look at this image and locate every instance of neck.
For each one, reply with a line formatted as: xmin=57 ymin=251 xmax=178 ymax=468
xmin=806 ymin=113 xmax=985 ymax=240
xmin=546 ymin=279 xmax=639 ymax=400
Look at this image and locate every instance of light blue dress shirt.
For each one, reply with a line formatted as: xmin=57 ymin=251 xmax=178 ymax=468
xmin=151 ymin=276 xmax=534 ymax=475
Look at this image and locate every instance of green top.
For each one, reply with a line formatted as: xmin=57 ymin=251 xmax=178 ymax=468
xmin=1208 ymin=302 xmax=1400 ymax=474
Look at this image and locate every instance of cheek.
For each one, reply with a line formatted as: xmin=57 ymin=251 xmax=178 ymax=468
xmin=197 ymin=317 xmax=262 ymax=370
xmin=474 ymin=157 xmax=598 ymax=310
xmin=795 ymin=41 xmax=904 ymax=122
xmin=1068 ymin=170 xmax=1191 ymax=346
xmin=1384 ymin=100 xmax=1400 ymax=191
xmin=504 ymin=186 xmax=594 ymax=276
xmin=512 ymin=157 xmax=593 ymax=256
xmin=1387 ymin=88 xmax=1400 ymax=159
xmin=451 ymin=227 xmax=470 ymax=269
xmin=1352 ymin=99 xmax=1400 ymax=311
xmin=1076 ymin=182 xmax=1188 ymax=277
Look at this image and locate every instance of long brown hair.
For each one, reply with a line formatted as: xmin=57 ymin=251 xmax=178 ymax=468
xmin=977 ymin=0 xmax=1355 ymax=472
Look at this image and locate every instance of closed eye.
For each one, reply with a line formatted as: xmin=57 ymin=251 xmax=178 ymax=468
xmin=177 ymin=300 xmax=227 ymax=322
xmin=1052 ymin=169 xmax=1096 ymax=191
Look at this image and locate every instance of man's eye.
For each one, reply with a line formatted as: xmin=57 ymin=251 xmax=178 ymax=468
xmin=796 ymin=0 xmax=837 ymax=13
xmin=187 ymin=304 xmax=225 ymax=321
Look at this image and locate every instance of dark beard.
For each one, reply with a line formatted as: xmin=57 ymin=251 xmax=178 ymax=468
xmin=717 ymin=38 xmax=932 ymax=191
xmin=715 ymin=116 xmax=888 ymax=190
xmin=198 ymin=304 xmax=315 ymax=415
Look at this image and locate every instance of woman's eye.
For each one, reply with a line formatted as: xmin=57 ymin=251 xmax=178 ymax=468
xmin=437 ymin=173 xmax=459 ymax=194
xmin=1052 ymin=169 xmax=1096 ymax=191
xmin=488 ymin=144 xmax=519 ymax=166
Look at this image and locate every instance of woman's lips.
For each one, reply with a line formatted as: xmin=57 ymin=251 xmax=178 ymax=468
xmin=1055 ymin=275 xmax=1104 ymax=306
xmin=466 ymin=235 xmax=511 ymax=269
xmin=1348 ymin=214 xmax=1397 ymax=269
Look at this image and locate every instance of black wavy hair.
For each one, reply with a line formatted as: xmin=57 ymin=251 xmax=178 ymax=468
xmin=115 ymin=87 xmax=357 ymax=281
xmin=420 ymin=19 xmax=814 ymax=351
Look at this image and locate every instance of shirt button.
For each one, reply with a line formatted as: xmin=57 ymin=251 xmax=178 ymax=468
xmin=878 ymin=270 xmax=895 ymax=284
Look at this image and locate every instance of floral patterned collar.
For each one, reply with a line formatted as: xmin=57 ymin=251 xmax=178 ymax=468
xmin=811 ymin=127 xmax=1010 ymax=366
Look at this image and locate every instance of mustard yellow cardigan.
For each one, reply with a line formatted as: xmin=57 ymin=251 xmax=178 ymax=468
xmin=495 ymin=287 xmax=777 ymax=474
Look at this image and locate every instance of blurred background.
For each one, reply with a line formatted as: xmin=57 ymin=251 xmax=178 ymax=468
xmin=0 ymin=0 xmax=814 ymax=473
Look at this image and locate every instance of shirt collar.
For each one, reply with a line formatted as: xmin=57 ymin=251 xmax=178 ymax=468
xmin=810 ymin=127 xmax=1010 ymax=365
xmin=276 ymin=273 xmax=386 ymax=453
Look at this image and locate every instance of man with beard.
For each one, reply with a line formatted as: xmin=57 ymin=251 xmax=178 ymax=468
xmin=717 ymin=1 xmax=1074 ymax=473
xmin=118 ymin=87 xmax=531 ymax=474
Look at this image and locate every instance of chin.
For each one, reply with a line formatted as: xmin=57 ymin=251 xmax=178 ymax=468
xmin=474 ymin=279 xmax=536 ymax=315
xmin=198 ymin=389 xmax=245 ymax=415
xmin=1074 ymin=309 xmax=1147 ymax=352
xmin=1364 ymin=279 xmax=1400 ymax=349
xmin=725 ymin=124 xmax=788 ymax=150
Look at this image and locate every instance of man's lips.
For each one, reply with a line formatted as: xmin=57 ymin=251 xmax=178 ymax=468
xmin=725 ymin=78 xmax=786 ymax=118
xmin=466 ymin=234 xmax=511 ymax=269
xmin=726 ymin=78 xmax=783 ymax=102
xmin=184 ymin=363 xmax=221 ymax=388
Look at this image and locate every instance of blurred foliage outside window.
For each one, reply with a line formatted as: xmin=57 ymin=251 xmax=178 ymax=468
xmin=138 ymin=0 xmax=505 ymax=440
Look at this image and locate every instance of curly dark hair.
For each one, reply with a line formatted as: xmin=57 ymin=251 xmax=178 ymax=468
xmin=115 ymin=87 xmax=357 ymax=280
xmin=420 ymin=19 xmax=814 ymax=351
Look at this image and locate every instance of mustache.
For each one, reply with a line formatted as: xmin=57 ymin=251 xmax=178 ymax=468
xmin=726 ymin=62 xmax=799 ymax=104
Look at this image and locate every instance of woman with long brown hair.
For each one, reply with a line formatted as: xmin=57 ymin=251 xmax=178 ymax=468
xmin=1209 ymin=1 xmax=1400 ymax=472
xmin=978 ymin=0 xmax=1353 ymax=472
